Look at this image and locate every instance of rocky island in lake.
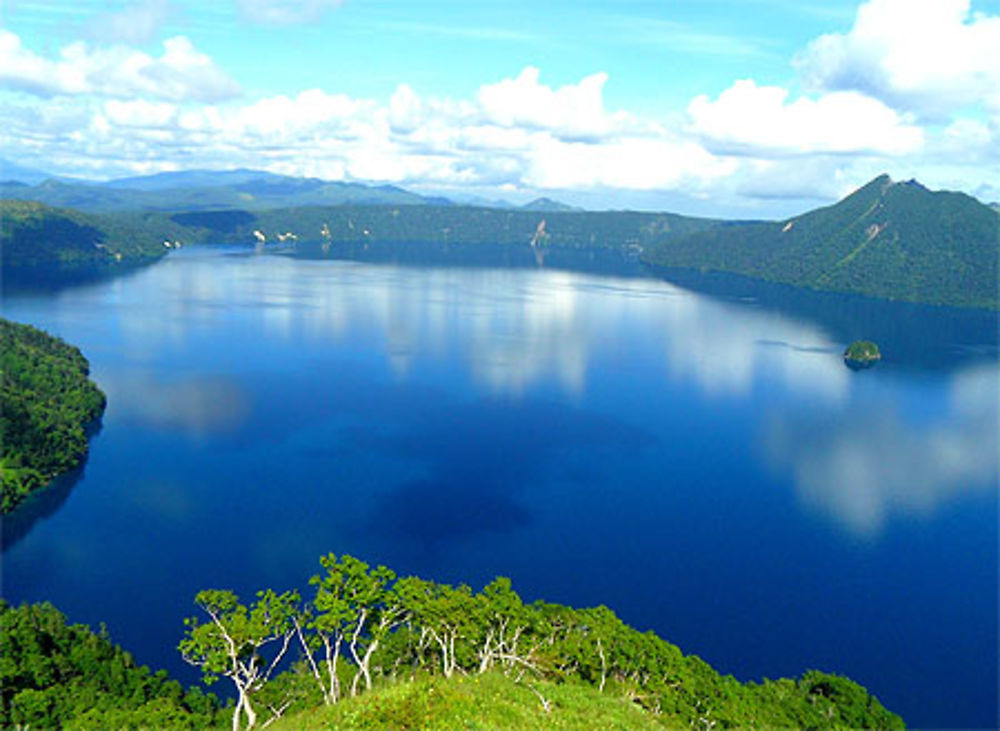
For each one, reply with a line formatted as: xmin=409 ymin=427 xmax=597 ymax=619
xmin=844 ymin=340 xmax=882 ymax=369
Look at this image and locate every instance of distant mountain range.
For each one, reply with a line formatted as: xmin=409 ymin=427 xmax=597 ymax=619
xmin=0 ymin=161 xmax=577 ymax=214
xmin=2 ymin=167 xmax=996 ymax=308
xmin=644 ymin=174 xmax=999 ymax=309
xmin=0 ymin=159 xmax=65 ymax=186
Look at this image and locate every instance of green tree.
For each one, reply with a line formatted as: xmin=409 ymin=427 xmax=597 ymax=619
xmin=179 ymin=589 xmax=299 ymax=731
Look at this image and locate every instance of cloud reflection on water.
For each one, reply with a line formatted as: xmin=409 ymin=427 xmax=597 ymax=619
xmin=110 ymin=251 xmax=997 ymax=535
xmin=764 ymin=365 xmax=999 ymax=534
xmin=102 ymin=372 xmax=251 ymax=436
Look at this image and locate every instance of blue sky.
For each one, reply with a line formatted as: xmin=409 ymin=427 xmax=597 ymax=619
xmin=1 ymin=0 xmax=998 ymax=216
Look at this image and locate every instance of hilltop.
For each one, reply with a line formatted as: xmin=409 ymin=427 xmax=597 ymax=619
xmin=2 ymin=554 xmax=905 ymax=730
xmin=644 ymin=175 xmax=999 ymax=309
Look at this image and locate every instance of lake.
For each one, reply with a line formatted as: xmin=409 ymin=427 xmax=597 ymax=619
xmin=2 ymin=244 xmax=997 ymax=728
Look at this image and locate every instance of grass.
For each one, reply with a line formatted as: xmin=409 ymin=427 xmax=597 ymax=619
xmin=272 ymin=671 xmax=672 ymax=730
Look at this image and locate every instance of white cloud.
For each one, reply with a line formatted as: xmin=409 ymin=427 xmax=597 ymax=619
xmin=688 ymin=79 xmax=924 ymax=156
xmin=526 ymin=134 xmax=734 ymax=190
xmin=103 ymin=99 xmax=178 ymax=128
xmin=8 ymin=66 xmax=737 ymax=194
xmin=795 ymin=0 xmax=1000 ymax=118
xmin=0 ymin=31 xmax=239 ymax=102
xmin=237 ymin=0 xmax=345 ymax=25
xmin=477 ymin=67 xmax=632 ymax=142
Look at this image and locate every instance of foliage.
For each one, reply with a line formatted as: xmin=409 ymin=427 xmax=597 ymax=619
xmin=0 ymin=318 xmax=106 ymax=513
xmin=180 ymin=589 xmax=300 ymax=731
xmin=0 ymin=601 xmax=222 ymax=729
xmin=181 ymin=553 xmax=905 ymax=730
xmin=645 ymin=175 xmax=999 ymax=309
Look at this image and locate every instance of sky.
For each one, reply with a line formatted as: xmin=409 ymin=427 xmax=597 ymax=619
xmin=1 ymin=0 xmax=998 ymax=217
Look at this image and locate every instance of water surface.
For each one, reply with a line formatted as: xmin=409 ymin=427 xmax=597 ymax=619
xmin=2 ymin=245 xmax=997 ymax=728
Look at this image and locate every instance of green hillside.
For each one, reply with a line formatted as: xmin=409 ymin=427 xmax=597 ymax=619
xmin=172 ymin=204 xmax=715 ymax=250
xmin=175 ymin=553 xmax=902 ymax=731
xmin=0 ymin=319 xmax=106 ymax=512
xmin=644 ymin=175 xmax=999 ymax=309
xmin=0 ymin=200 xmax=173 ymax=266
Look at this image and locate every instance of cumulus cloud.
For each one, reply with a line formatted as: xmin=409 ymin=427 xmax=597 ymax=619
xmin=795 ymin=0 xmax=1000 ymax=118
xmin=477 ymin=67 xmax=632 ymax=142
xmin=688 ymin=79 xmax=924 ymax=156
xmin=0 ymin=31 xmax=240 ymax=102
xmin=6 ymin=66 xmax=743 ymax=194
xmin=237 ymin=0 xmax=346 ymax=25
xmin=526 ymin=134 xmax=734 ymax=190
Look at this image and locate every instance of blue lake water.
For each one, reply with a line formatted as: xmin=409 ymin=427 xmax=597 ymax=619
xmin=2 ymin=245 xmax=997 ymax=728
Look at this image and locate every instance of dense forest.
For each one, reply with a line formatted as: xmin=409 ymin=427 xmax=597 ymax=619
xmin=0 ymin=318 xmax=106 ymax=512
xmin=178 ymin=204 xmax=716 ymax=251
xmin=1 ymin=554 xmax=904 ymax=730
xmin=0 ymin=200 xmax=178 ymax=266
xmin=643 ymin=175 xmax=999 ymax=309
xmin=0 ymin=602 xmax=222 ymax=729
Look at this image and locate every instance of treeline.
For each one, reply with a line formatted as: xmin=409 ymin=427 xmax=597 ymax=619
xmin=0 ymin=602 xmax=222 ymax=729
xmin=0 ymin=318 xmax=106 ymax=512
xmin=182 ymin=553 xmax=904 ymax=731
xmin=192 ymin=204 xmax=717 ymax=251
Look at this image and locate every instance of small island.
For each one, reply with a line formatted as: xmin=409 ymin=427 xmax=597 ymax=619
xmin=844 ymin=340 xmax=882 ymax=369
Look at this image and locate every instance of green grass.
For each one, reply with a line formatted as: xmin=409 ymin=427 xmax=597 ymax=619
xmin=273 ymin=672 xmax=671 ymax=730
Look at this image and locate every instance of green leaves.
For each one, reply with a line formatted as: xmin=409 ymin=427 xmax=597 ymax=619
xmin=1 ymin=601 xmax=221 ymax=729
xmin=0 ymin=318 xmax=107 ymax=513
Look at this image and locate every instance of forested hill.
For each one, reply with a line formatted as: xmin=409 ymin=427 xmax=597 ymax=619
xmin=644 ymin=175 xmax=999 ymax=309
xmin=176 ymin=204 xmax=717 ymax=250
xmin=0 ymin=200 xmax=177 ymax=266
xmin=2 ymin=197 xmax=717 ymax=266
xmin=0 ymin=319 xmax=106 ymax=512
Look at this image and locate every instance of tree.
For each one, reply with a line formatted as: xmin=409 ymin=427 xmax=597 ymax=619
xmin=302 ymin=553 xmax=406 ymax=702
xmin=473 ymin=577 xmax=536 ymax=676
xmin=396 ymin=577 xmax=475 ymax=678
xmin=179 ymin=589 xmax=299 ymax=731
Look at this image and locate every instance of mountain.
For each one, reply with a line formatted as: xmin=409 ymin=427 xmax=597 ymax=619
xmin=444 ymin=193 xmax=517 ymax=209
xmin=0 ymin=158 xmax=56 ymax=185
xmin=104 ymin=167 xmax=290 ymax=191
xmin=644 ymin=175 xmax=999 ymax=309
xmin=520 ymin=196 xmax=581 ymax=212
xmin=0 ymin=173 xmax=446 ymax=213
